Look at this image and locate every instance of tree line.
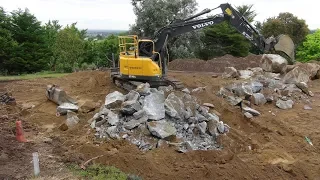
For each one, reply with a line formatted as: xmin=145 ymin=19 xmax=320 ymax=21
xmin=0 ymin=7 xmax=121 ymax=75
xmin=0 ymin=1 xmax=319 ymax=74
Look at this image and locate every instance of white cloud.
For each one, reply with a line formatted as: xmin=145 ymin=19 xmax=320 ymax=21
xmin=1 ymin=0 xmax=319 ymax=30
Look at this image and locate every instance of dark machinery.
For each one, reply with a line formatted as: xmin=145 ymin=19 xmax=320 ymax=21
xmin=112 ymin=3 xmax=295 ymax=90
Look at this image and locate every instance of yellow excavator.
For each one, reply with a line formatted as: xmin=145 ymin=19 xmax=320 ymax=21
xmin=111 ymin=3 xmax=295 ymax=91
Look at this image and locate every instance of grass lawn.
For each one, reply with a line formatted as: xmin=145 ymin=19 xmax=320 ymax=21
xmin=0 ymin=72 xmax=69 ymax=81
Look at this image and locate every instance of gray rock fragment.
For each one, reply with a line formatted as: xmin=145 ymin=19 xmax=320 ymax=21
xmin=133 ymin=110 xmax=147 ymax=119
xmin=295 ymin=82 xmax=312 ymax=96
xmin=251 ymin=81 xmax=264 ymax=93
xmin=147 ymin=120 xmax=177 ymax=139
xmin=198 ymin=122 xmax=207 ymax=134
xmin=136 ymin=83 xmax=151 ymax=95
xmin=66 ymin=111 xmax=80 ymax=128
xmin=121 ymin=100 xmax=141 ymax=115
xmin=203 ymin=103 xmax=215 ymax=108
xmin=239 ymin=70 xmax=253 ymax=79
xmin=244 ymin=112 xmax=253 ymax=119
xmin=206 ymin=113 xmax=220 ymax=121
xmin=222 ymin=67 xmax=239 ymax=79
xmin=251 ymin=93 xmax=267 ymax=106
xmin=184 ymin=107 xmax=193 ymax=120
xmin=107 ymin=111 xmax=119 ymax=126
xmin=106 ymin=126 xmax=119 ymax=139
xmin=195 ymin=112 xmax=207 ymax=122
xmin=105 ymin=91 xmax=125 ymax=109
xmin=124 ymin=116 xmax=148 ymax=130
xmin=95 ymin=119 xmax=107 ymax=127
xmin=217 ymin=121 xmax=225 ymax=134
xmin=304 ymin=105 xmax=313 ymax=110
xmin=226 ymin=96 xmax=242 ymax=106
xmin=242 ymin=106 xmax=261 ymax=116
xmin=191 ymin=87 xmax=206 ymax=93
xmin=182 ymin=88 xmax=190 ymax=94
xmin=276 ymin=99 xmax=294 ymax=110
xmin=57 ymin=103 xmax=79 ymax=115
xmin=207 ymin=119 xmax=219 ymax=136
xmin=165 ymin=92 xmax=186 ymax=119
xmin=125 ymin=90 xmax=140 ymax=102
xmin=143 ymin=89 xmax=165 ymax=120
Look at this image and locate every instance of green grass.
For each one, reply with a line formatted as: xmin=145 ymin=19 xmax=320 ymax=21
xmin=0 ymin=71 xmax=69 ymax=81
xmin=68 ymin=163 xmax=142 ymax=180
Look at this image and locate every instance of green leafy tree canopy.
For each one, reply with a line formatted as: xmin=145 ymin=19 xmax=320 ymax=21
xmin=261 ymin=12 xmax=309 ymax=45
xmin=296 ymin=29 xmax=320 ymax=62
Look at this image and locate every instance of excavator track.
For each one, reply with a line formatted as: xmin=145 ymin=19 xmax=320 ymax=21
xmin=163 ymin=77 xmax=184 ymax=90
xmin=111 ymin=74 xmax=184 ymax=92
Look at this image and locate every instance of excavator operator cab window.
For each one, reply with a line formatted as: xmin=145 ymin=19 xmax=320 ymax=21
xmin=138 ymin=41 xmax=154 ymax=58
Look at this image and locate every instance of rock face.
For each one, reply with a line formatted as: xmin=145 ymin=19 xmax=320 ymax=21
xmin=276 ymin=99 xmax=294 ymax=109
xmin=147 ymin=120 xmax=177 ymax=139
xmin=143 ymin=89 xmax=165 ymax=120
xmin=222 ymin=67 xmax=239 ymax=78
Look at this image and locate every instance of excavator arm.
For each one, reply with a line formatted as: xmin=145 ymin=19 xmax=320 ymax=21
xmin=140 ymin=3 xmax=295 ymax=76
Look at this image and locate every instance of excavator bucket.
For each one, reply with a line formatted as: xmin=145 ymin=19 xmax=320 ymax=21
xmin=274 ymin=35 xmax=295 ymax=64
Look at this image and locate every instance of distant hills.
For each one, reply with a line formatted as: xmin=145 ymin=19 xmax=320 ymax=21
xmin=86 ymin=29 xmax=128 ymax=38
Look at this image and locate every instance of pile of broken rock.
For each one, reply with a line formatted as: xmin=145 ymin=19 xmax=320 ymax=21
xmin=89 ymin=83 xmax=229 ymax=152
xmin=220 ymin=54 xmax=319 ymax=118
xmin=0 ymin=92 xmax=16 ymax=105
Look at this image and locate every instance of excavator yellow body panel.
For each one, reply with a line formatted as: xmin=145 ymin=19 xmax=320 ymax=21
xmin=117 ymin=35 xmax=162 ymax=81
xmin=119 ymin=56 xmax=162 ymax=79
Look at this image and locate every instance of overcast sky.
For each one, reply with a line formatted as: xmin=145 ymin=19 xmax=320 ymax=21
xmin=1 ymin=0 xmax=319 ymax=30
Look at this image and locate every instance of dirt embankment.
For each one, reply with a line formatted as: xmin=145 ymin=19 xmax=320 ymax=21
xmin=1 ymin=69 xmax=320 ymax=179
xmin=169 ymin=54 xmax=262 ymax=73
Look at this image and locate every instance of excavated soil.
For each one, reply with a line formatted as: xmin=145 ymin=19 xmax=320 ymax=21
xmin=169 ymin=54 xmax=262 ymax=73
xmin=1 ymin=69 xmax=320 ymax=179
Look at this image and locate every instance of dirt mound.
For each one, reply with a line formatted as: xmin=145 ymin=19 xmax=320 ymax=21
xmin=2 ymin=70 xmax=320 ymax=179
xmin=169 ymin=54 xmax=262 ymax=73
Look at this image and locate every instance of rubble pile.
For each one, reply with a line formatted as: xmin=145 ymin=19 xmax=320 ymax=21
xmin=0 ymin=92 xmax=16 ymax=105
xmin=90 ymin=83 xmax=229 ymax=152
xmin=219 ymin=54 xmax=319 ymax=117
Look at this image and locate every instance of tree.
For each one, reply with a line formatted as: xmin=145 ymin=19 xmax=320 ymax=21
xmin=130 ymin=0 xmax=199 ymax=59
xmin=4 ymin=8 xmax=49 ymax=74
xmin=0 ymin=7 xmax=17 ymax=74
xmin=261 ymin=12 xmax=309 ymax=45
xmin=197 ymin=22 xmax=251 ymax=59
xmin=296 ymin=29 xmax=320 ymax=62
xmin=53 ymin=23 xmax=86 ymax=72
xmin=130 ymin=0 xmax=198 ymax=37
xmin=197 ymin=4 xmax=257 ymax=59
xmin=82 ymin=35 xmax=119 ymax=68
xmin=44 ymin=20 xmax=62 ymax=70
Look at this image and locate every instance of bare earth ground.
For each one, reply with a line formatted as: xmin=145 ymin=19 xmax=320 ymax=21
xmin=1 ymin=66 xmax=320 ymax=179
